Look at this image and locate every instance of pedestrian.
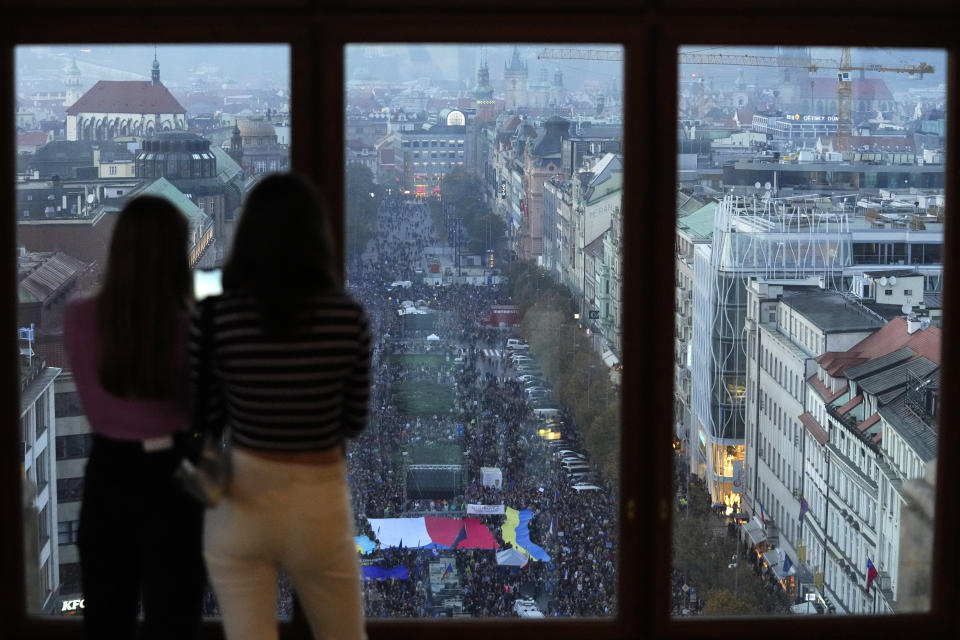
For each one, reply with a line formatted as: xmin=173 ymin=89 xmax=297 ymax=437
xmin=198 ymin=173 xmax=371 ymax=640
xmin=64 ymin=195 xmax=204 ymax=639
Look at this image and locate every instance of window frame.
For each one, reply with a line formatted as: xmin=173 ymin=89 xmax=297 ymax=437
xmin=0 ymin=2 xmax=957 ymax=640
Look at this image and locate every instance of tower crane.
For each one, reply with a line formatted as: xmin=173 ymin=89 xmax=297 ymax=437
xmin=538 ymin=47 xmax=933 ymax=155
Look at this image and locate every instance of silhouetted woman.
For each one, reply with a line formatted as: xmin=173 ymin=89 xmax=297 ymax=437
xmin=194 ymin=173 xmax=370 ymax=640
xmin=64 ymin=195 xmax=205 ymax=639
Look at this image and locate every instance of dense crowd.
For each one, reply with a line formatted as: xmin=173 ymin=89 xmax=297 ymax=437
xmin=199 ymin=195 xmax=618 ymax=621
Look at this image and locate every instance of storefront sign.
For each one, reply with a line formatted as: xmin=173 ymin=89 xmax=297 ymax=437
xmin=61 ymin=599 xmax=84 ymax=612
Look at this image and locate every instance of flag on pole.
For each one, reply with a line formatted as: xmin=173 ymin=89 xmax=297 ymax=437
xmin=757 ymin=501 xmax=766 ymax=528
xmin=450 ymin=523 xmax=468 ymax=549
xmin=799 ymin=497 xmax=809 ymax=524
xmin=441 ymin=563 xmax=454 ymax=579
xmin=866 ymin=558 xmax=879 ymax=594
xmin=782 ymin=553 xmax=793 ymax=575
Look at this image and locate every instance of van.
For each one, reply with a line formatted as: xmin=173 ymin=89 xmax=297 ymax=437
xmin=506 ymin=338 xmax=528 ymax=349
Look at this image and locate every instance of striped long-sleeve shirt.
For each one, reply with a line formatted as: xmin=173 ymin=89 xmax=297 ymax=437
xmin=188 ymin=290 xmax=371 ymax=451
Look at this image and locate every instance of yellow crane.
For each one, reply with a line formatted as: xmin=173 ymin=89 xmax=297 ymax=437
xmin=538 ymin=47 xmax=933 ymax=154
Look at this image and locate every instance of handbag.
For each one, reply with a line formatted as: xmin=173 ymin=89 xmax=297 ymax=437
xmin=175 ymin=297 xmax=232 ymax=507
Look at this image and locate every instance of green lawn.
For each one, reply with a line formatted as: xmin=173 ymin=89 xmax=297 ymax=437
xmin=386 ymin=353 xmax=446 ymax=369
xmin=390 ymin=381 xmax=455 ymax=416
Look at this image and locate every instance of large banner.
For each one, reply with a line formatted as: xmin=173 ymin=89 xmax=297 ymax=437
xmin=467 ymin=504 xmax=506 ymax=515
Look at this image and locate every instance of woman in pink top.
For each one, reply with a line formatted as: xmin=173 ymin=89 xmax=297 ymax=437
xmin=64 ymin=195 xmax=205 ymax=640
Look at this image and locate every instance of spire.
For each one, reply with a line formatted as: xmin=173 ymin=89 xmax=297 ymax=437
xmin=151 ymin=47 xmax=160 ymax=85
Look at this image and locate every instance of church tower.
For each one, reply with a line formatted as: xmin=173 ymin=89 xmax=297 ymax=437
xmin=474 ymin=50 xmax=496 ymax=125
xmin=503 ymin=46 xmax=528 ymax=111
xmin=64 ymin=57 xmax=81 ymax=107
xmin=151 ymin=49 xmax=161 ymax=85
xmin=228 ymin=123 xmax=244 ymax=166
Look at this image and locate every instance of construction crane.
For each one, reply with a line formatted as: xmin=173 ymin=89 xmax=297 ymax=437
xmin=538 ymin=47 xmax=933 ymax=154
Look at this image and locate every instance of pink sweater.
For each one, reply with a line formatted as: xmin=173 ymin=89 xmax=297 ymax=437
xmin=63 ymin=295 xmax=190 ymax=441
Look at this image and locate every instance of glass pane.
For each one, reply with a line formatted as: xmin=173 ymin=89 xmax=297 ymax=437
xmin=15 ymin=43 xmax=290 ymax=617
xmin=344 ymin=44 xmax=623 ymax=618
xmin=674 ymin=46 xmax=946 ymax=617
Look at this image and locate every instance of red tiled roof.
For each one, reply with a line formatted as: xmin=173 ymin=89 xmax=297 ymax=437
xmin=816 ymin=351 xmax=867 ymax=376
xmin=799 ymin=412 xmax=829 ymax=445
xmin=17 ymin=131 xmax=51 ymax=146
xmin=856 ymin=413 xmax=881 ymax=433
xmin=836 ymin=394 xmax=863 ymax=415
xmin=808 ymin=374 xmax=848 ymax=403
xmin=66 ymin=80 xmax=186 ymax=116
xmin=841 ymin=317 xmax=942 ymax=364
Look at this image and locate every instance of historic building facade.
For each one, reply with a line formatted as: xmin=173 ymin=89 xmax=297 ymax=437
xmin=65 ymin=56 xmax=186 ymax=142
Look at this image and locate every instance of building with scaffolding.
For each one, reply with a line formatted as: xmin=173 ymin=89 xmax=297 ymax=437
xmin=690 ymin=193 xmax=944 ymax=508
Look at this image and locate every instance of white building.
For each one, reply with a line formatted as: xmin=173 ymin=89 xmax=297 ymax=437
xmin=18 ymin=335 xmax=61 ymax=614
xmin=52 ymin=372 xmax=93 ymax=608
xmin=691 ymin=193 xmax=943 ymax=508
xmin=800 ymin=316 xmax=939 ymax=613
xmin=743 ymin=281 xmax=885 ymax=603
xmin=65 ymin=56 xmax=186 ymax=142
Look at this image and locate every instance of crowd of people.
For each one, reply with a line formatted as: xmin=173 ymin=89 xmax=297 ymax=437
xmin=337 ymin=195 xmax=619 ymax=618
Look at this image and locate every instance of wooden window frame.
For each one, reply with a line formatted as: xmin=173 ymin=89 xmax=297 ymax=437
xmin=0 ymin=2 xmax=957 ymax=640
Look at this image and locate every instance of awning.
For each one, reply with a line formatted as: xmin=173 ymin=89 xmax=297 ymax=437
xmin=762 ymin=549 xmax=780 ymax=568
xmin=601 ymin=349 xmax=620 ymax=368
xmin=741 ymin=519 xmax=766 ymax=546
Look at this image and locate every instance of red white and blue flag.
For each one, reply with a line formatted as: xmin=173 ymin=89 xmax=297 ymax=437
xmin=441 ymin=563 xmax=454 ymax=580
xmin=866 ymin=558 xmax=879 ymax=594
xmin=798 ymin=497 xmax=809 ymax=524
xmin=757 ymin=500 xmax=766 ymax=528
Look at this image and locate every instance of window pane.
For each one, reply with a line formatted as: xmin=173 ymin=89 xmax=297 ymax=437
xmin=345 ymin=44 xmax=623 ymax=618
xmin=674 ymin=46 xmax=945 ymax=617
xmin=15 ymin=43 xmax=290 ymax=617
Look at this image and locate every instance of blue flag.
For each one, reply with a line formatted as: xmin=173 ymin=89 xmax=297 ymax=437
xmin=782 ymin=554 xmax=792 ymax=575
xmin=450 ymin=523 xmax=468 ymax=549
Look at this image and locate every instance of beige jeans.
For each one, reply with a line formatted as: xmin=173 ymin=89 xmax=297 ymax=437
xmin=204 ymin=448 xmax=366 ymax=640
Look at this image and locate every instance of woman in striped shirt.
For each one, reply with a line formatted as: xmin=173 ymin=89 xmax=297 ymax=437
xmin=194 ymin=173 xmax=370 ymax=640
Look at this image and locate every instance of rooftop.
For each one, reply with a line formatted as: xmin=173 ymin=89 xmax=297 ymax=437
xmin=781 ymin=288 xmax=886 ymax=334
xmin=879 ymin=392 xmax=938 ymax=462
xmin=66 ymin=80 xmax=185 ymax=116
xmin=676 ymin=201 xmax=717 ymax=242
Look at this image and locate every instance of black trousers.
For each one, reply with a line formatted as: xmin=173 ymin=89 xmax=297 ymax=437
xmin=79 ymin=434 xmax=206 ymax=640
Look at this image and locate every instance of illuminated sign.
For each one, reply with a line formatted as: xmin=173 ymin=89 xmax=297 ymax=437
xmin=61 ymin=599 xmax=85 ymax=612
xmin=789 ymin=114 xmax=839 ymax=123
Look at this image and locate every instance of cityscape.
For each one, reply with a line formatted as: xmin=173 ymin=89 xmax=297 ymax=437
xmin=12 ymin=42 xmax=944 ymax=621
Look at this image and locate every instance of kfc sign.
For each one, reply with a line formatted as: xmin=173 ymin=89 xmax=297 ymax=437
xmin=61 ymin=598 xmax=85 ymax=612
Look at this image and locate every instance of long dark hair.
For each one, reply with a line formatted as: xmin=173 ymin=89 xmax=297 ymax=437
xmin=222 ymin=172 xmax=337 ymax=337
xmin=97 ymin=195 xmax=192 ymax=398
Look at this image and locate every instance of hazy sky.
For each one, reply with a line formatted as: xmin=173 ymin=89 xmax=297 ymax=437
xmin=16 ymin=44 xmax=290 ymax=93
xmin=345 ymin=44 xmax=624 ymax=92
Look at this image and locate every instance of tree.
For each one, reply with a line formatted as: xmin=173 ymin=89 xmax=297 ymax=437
xmin=345 ymin=163 xmax=381 ymax=264
xmin=704 ymin=589 xmax=755 ymax=616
